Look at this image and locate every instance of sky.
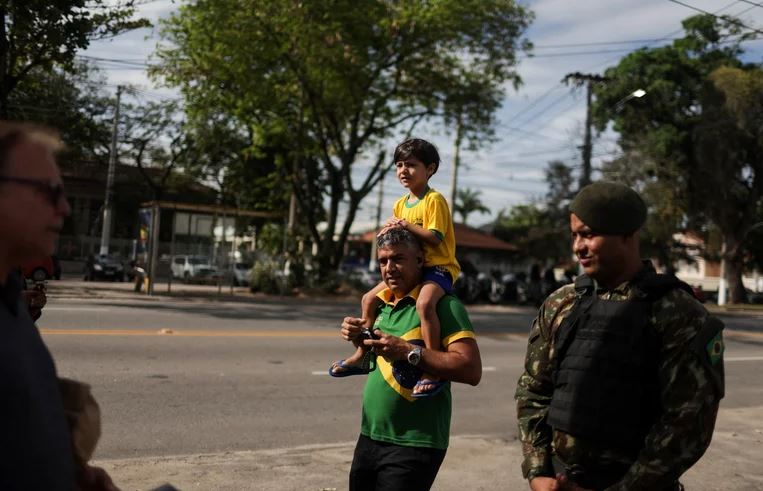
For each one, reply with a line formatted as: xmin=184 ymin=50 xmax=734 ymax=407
xmin=82 ymin=0 xmax=763 ymax=232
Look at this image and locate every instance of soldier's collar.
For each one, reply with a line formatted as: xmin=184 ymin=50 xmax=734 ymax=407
xmin=597 ymin=260 xmax=656 ymax=295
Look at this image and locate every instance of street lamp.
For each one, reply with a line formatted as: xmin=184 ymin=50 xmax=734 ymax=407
xmin=614 ymin=88 xmax=646 ymax=111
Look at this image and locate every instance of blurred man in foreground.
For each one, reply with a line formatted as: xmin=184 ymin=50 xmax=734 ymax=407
xmin=0 ymin=121 xmax=118 ymax=490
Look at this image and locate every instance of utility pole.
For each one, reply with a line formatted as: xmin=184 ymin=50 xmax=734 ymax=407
xmin=287 ymin=192 xmax=297 ymax=233
xmin=563 ymin=72 xmax=607 ymax=189
xmin=368 ymin=176 xmax=384 ymax=272
xmin=100 ymin=85 xmax=122 ymax=255
xmin=448 ymin=117 xmax=463 ymax=215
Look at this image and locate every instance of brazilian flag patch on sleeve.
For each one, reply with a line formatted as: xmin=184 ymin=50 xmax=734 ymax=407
xmin=706 ymin=331 xmax=724 ymax=366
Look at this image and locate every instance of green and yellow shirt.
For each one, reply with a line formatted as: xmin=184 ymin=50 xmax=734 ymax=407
xmin=360 ymin=285 xmax=476 ymax=450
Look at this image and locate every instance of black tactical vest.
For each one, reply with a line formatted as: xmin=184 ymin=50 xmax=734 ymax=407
xmin=547 ymin=272 xmax=693 ymax=457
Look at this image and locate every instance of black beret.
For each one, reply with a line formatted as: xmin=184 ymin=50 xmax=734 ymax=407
xmin=569 ymin=181 xmax=647 ymax=235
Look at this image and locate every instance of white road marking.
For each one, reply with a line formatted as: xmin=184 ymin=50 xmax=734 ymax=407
xmin=726 ymin=356 xmax=763 ymax=362
xmin=313 ymin=366 xmax=499 ymax=375
xmin=44 ymin=307 xmax=112 ymax=312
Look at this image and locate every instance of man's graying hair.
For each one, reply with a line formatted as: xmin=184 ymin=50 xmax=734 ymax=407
xmin=0 ymin=122 xmax=62 ymax=173
xmin=376 ymin=228 xmax=422 ymax=252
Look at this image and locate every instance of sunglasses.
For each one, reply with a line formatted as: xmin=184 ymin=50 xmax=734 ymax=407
xmin=0 ymin=176 xmax=66 ymax=207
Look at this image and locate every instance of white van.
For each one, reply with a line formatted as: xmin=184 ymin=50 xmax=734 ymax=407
xmin=171 ymin=255 xmax=220 ymax=283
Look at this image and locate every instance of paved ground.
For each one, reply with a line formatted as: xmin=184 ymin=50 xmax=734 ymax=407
xmin=37 ymin=280 xmax=763 ymax=490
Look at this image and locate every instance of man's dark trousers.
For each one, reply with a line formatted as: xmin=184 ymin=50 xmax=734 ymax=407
xmin=349 ymin=435 xmax=446 ymax=491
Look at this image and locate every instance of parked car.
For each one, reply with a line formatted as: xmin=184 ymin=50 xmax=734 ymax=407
xmin=84 ymin=254 xmax=126 ymax=281
xmin=343 ymin=267 xmax=381 ymax=290
xmin=21 ymin=256 xmax=56 ymax=282
xmin=171 ymin=255 xmax=220 ymax=283
xmin=232 ymin=262 xmax=253 ymax=287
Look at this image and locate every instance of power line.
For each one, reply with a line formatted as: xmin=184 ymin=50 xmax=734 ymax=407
xmin=521 ymin=96 xmax=583 ymax=136
xmin=502 ymin=84 xmax=566 ymax=127
xmin=667 ymin=0 xmax=763 ymax=36
xmin=78 ymin=55 xmax=150 ymax=66
xmin=500 ymin=125 xmax=572 ymax=144
xmin=505 ymin=0 xmax=740 ymax=150
xmin=524 ymin=47 xmax=644 ymax=58
xmin=738 ymin=0 xmax=763 ymax=9
xmin=518 ymin=146 xmax=575 ymax=157
xmin=519 ymin=33 xmax=762 ymax=60
xmin=532 ymin=38 xmax=683 ymax=49
xmin=508 ymin=90 xmax=575 ymax=130
xmin=579 ymin=0 xmax=743 ymax=74
xmin=501 ymin=1 xmax=745 ymax=157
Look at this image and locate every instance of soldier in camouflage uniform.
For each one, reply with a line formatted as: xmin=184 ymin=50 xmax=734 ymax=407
xmin=515 ymin=181 xmax=725 ymax=491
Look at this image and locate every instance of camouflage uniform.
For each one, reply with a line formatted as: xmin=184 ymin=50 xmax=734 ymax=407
xmin=515 ymin=262 xmax=724 ymax=490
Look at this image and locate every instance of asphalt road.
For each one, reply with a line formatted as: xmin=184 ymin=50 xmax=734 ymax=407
xmin=38 ymin=295 xmax=763 ymax=462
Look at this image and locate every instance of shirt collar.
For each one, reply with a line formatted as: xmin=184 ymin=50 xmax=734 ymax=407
xmin=376 ymin=284 xmax=423 ymax=306
xmin=408 ymin=186 xmax=431 ymax=201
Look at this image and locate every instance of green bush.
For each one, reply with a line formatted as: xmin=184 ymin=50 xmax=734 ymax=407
xmin=249 ymin=262 xmax=282 ymax=294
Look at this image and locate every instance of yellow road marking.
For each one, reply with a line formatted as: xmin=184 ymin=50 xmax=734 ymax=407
xmin=39 ymin=329 xmax=337 ymax=338
xmin=724 ymin=330 xmax=763 ymax=340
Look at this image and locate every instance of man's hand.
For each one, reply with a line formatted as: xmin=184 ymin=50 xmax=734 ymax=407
xmin=555 ymin=473 xmax=592 ymax=491
xmin=341 ymin=317 xmax=366 ymax=342
xmin=362 ymin=329 xmax=411 ymax=361
xmin=529 ymin=476 xmax=559 ymax=491
xmin=78 ymin=465 xmax=120 ymax=491
xmin=23 ymin=285 xmax=47 ymax=321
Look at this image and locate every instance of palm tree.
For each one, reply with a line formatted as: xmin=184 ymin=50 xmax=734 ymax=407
xmin=454 ymin=188 xmax=490 ymax=223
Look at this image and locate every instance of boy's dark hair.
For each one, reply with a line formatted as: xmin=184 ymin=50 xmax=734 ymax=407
xmin=393 ymin=138 xmax=440 ymax=175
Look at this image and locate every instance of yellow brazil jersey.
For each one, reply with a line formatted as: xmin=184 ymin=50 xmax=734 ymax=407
xmin=392 ymin=188 xmax=460 ymax=281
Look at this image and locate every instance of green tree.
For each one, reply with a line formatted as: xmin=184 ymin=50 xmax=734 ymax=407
xmin=544 ymin=159 xmax=575 ymax=237
xmin=120 ymin=100 xmax=191 ymax=201
xmin=493 ymin=160 xmax=576 ymax=265
xmin=493 ymin=204 xmax=557 ymax=263
xmin=0 ymin=0 xmax=149 ymax=117
xmin=600 ymin=150 xmax=694 ymax=270
xmin=454 ymin=188 xmax=490 ymax=223
xmin=153 ymin=0 xmax=532 ymax=274
xmin=592 ymin=14 xmax=763 ymax=303
xmin=7 ymin=61 xmax=113 ymax=163
xmin=182 ymin=119 xmax=292 ymax=214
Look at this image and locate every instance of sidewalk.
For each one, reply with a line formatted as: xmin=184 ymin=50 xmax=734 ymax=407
xmin=48 ymin=279 xmax=763 ymax=317
xmin=96 ymin=406 xmax=763 ymax=491
xmin=44 ymin=279 xmax=537 ymax=314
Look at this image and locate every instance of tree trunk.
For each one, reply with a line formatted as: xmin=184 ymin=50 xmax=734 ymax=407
xmin=722 ymin=233 xmax=749 ymax=304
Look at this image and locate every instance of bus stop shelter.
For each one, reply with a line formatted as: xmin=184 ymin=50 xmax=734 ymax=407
xmin=139 ymin=200 xmax=281 ymax=295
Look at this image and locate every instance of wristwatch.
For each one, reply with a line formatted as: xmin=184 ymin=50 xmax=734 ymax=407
xmin=407 ymin=346 xmax=423 ymax=366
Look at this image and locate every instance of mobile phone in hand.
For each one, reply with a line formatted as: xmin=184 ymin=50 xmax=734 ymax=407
xmin=362 ymin=328 xmax=380 ymax=340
